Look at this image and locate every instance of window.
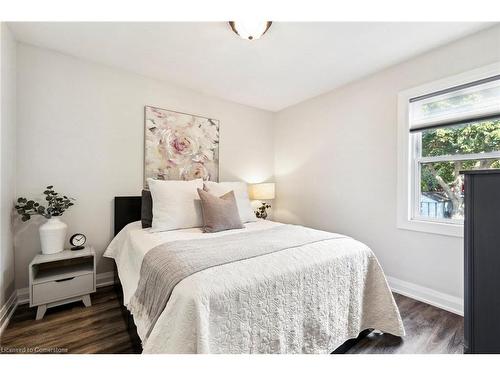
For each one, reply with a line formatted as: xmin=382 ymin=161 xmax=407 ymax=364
xmin=414 ymin=121 xmax=500 ymax=223
xmin=397 ymin=63 xmax=500 ymax=237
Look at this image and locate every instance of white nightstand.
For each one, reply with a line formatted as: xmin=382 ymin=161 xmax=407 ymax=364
xmin=29 ymin=246 xmax=96 ymax=320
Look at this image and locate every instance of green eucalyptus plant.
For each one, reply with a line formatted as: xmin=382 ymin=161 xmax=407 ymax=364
xmin=15 ymin=186 xmax=75 ymax=222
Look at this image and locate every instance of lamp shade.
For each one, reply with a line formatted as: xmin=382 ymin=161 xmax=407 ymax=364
xmin=249 ymin=183 xmax=275 ymax=200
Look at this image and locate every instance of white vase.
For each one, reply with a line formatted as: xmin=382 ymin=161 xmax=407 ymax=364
xmin=39 ymin=217 xmax=67 ymax=255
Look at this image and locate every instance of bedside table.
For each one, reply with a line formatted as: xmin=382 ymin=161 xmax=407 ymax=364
xmin=29 ymin=246 xmax=96 ymax=320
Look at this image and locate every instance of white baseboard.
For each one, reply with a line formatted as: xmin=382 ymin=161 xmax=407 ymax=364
xmin=0 ymin=290 xmax=18 ymax=337
xmin=96 ymin=271 xmax=116 ymax=287
xmin=387 ymin=276 xmax=463 ymax=316
xmin=16 ymin=287 xmax=29 ymax=305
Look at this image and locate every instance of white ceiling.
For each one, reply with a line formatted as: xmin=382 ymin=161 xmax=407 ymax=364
xmin=8 ymin=22 xmax=494 ymax=112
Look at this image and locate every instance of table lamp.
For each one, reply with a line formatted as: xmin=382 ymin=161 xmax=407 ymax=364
xmin=249 ymin=183 xmax=275 ymax=220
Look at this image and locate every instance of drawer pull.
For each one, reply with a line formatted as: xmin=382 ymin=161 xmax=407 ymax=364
xmin=55 ymin=277 xmax=75 ymax=282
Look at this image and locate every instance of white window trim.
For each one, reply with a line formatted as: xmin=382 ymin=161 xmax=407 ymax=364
xmin=397 ymin=62 xmax=500 ymax=237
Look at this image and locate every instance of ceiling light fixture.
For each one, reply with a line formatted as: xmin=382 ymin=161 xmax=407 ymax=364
xmin=229 ymin=21 xmax=272 ymax=40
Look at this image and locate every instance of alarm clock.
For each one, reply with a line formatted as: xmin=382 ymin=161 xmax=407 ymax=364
xmin=70 ymin=233 xmax=87 ymax=251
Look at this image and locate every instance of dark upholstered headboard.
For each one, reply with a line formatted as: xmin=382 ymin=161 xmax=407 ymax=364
xmin=114 ymin=196 xmax=141 ymax=236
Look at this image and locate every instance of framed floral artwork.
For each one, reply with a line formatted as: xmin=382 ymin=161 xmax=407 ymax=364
xmin=144 ymin=106 xmax=219 ymax=185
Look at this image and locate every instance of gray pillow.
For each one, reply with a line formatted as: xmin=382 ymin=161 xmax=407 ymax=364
xmin=197 ymin=188 xmax=244 ymax=233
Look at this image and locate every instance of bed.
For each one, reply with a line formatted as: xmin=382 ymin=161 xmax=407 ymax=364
xmin=104 ymin=196 xmax=404 ymax=354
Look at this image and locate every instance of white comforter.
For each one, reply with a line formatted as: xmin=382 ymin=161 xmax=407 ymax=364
xmin=104 ymin=220 xmax=404 ymax=353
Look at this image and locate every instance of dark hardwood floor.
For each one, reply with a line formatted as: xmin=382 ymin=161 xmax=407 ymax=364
xmin=346 ymin=293 xmax=464 ymax=354
xmin=0 ymin=286 xmax=136 ymax=354
xmin=0 ymin=286 xmax=463 ymax=354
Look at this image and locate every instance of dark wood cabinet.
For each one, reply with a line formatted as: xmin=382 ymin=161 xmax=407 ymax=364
xmin=463 ymin=169 xmax=500 ymax=354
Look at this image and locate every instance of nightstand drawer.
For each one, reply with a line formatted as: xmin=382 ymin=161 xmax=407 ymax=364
xmin=32 ymin=273 xmax=94 ymax=305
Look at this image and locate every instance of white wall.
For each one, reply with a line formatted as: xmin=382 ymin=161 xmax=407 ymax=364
xmin=11 ymin=25 xmax=500 ymax=312
xmin=274 ymin=25 xmax=500 ymax=309
xmin=0 ymin=23 xmax=17 ymax=310
xmin=15 ymin=43 xmax=274 ymax=289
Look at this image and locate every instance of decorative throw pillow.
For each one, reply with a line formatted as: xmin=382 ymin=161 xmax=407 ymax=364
xmin=197 ymin=188 xmax=244 ymax=233
xmin=141 ymin=189 xmax=153 ymax=228
xmin=203 ymin=181 xmax=257 ymax=223
xmin=148 ymin=178 xmax=204 ymax=232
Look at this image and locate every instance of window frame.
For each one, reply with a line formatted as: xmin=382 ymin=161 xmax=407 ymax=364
xmin=397 ymin=62 xmax=500 ymax=237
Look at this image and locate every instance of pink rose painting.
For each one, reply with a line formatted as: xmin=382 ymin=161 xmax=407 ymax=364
xmin=144 ymin=106 xmax=219 ymax=185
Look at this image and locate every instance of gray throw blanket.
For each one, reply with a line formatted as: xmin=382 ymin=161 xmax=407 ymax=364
xmin=129 ymin=224 xmax=345 ymax=341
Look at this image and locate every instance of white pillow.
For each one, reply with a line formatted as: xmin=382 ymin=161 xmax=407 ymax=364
xmin=204 ymin=181 xmax=257 ymax=223
xmin=148 ymin=178 xmax=203 ymax=232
